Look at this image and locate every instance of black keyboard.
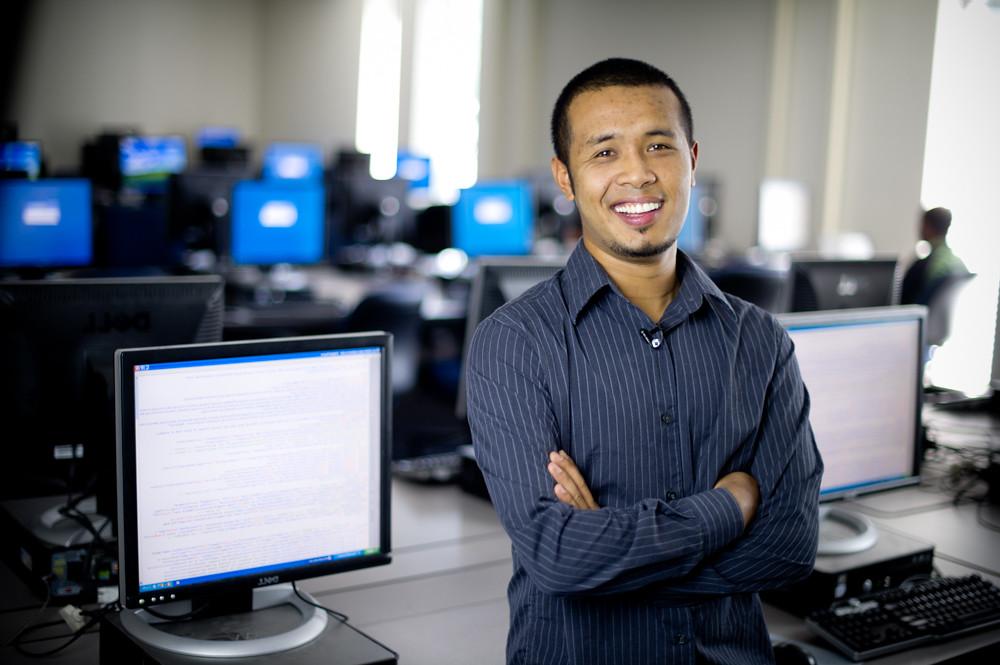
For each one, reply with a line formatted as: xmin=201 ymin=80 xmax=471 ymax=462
xmin=392 ymin=452 xmax=462 ymax=482
xmin=806 ymin=575 xmax=1000 ymax=661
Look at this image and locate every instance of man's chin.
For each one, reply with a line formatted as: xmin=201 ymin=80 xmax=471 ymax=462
xmin=610 ymin=237 xmax=677 ymax=260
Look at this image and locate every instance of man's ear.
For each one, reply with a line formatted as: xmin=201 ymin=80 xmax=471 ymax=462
xmin=689 ymin=141 xmax=699 ymax=188
xmin=551 ymin=156 xmax=574 ymax=201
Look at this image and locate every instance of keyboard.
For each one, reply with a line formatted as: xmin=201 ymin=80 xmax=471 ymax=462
xmin=806 ymin=575 xmax=1000 ymax=661
xmin=392 ymin=452 xmax=462 ymax=482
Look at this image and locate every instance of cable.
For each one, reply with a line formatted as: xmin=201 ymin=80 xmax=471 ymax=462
xmin=976 ymin=501 xmax=1000 ymax=533
xmin=291 ymin=582 xmax=399 ymax=659
xmin=9 ymin=601 xmax=118 ymax=658
xmin=1 ymin=575 xmax=53 ymax=647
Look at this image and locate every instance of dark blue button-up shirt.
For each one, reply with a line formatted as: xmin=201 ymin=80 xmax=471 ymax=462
xmin=466 ymin=243 xmax=823 ymax=665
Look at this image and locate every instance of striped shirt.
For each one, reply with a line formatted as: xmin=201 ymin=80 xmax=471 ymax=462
xmin=466 ymin=243 xmax=823 ymax=665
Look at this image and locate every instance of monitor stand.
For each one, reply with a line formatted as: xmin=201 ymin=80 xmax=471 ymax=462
xmin=119 ymin=584 xmax=327 ymax=658
xmin=816 ymin=505 xmax=878 ymax=555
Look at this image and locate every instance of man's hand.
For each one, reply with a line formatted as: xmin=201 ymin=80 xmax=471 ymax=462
xmin=714 ymin=471 xmax=760 ymax=529
xmin=547 ymin=450 xmax=599 ymax=510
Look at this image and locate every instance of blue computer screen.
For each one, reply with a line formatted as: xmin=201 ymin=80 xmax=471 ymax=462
xmin=677 ymin=183 xmax=706 ymax=255
xmin=0 ymin=179 xmax=92 ymax=268
xmin=262 ymin=143 xmax=323 ymax=182
xmin=119 ymin=136 xmax=187 ymax=182
xmin=1 ymin=141 xmax=42 ymax=180
xmin=396 ymin=151 xmax=431 ymax=190
xmin=196 ymin=126 xmax=241 ymax=149
xmin=452 ymin=181 xmax=534 ymax=257
xmin=230 ymin=181 xmax=325 ymax=265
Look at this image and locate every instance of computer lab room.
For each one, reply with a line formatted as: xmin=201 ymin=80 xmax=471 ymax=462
xmin=1 ymin=0 xmax=998 ymax=664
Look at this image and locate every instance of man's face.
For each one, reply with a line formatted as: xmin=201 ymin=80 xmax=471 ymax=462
xmin=551 ymin=84 xmax=698 ymax=263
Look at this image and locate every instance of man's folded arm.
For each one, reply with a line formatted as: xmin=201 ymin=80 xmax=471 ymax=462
xmin=653 ymin=331 xmax=823 ymax=599
xmin=466 ymin=317 xmax=746 ymax=597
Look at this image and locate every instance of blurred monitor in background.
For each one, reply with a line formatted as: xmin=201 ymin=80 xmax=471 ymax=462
xmin=118 ymin=135 xmax=188 ymax=192
xmin=452 ymin=180 xmax=534 ymax=258
xmin=262 ymin=142 xmax=324 ymax=182
xmin=1 ymin=140 xmax=42 ymax=180
xmin=677 ymin=179 xmax=719 ymax=257
xmin=0 ymin=178 xmax=92 ymax=270
xmin=229 ymin=180 xmax=325 ymax=266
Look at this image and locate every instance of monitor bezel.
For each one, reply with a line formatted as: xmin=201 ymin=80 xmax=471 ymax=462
xmin=115 ymin=332 xmax=393 ymax=610
xmin=777 ymin=305 xmax=926 ymax=502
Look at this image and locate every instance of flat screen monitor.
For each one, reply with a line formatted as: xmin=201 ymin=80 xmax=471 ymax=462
xmin=778 ymin=306 xmax=925 ymax=553
xmin=115 ymin=332 xmax=392 ymax=657
xmin=1 ymin=140 xmax=42 ymax=179
xmin=119 ymin=136 xmax=187 ymax=189
xmin=677 ymin=181 xmax=716 ymax=255
xmin=789 ymin=256 xmax=899 ymax=312
xmin=196 ymin=126 xmax=241 ymax=149
xmin=230 ymin=180 xmax=325 ymax=265
xmin=452 ymin=180 xmax=534 ymax=257
xmin=0 ymin=179 xmax=92 ymax=268
xmin=455 ymin=257 xmax=566 ymax=420
xmin=262 ymin=142 xmax=323 ymax=182
xmin=0 ymin=276 xmax=224 ymax=509
xmin=396 ymin=150 xmax=431 ymax=190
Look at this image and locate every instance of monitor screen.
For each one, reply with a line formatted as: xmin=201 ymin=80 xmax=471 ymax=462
xmin=196 ymin=126 xmax=241 ymax=149
xmin=789 ymin=256 xmax=899 ymax=311
xmin=456 ymin=257 xmax=566 ymax=419
xmin=0 ymin=276 xmax=224 ymax=506
xmin=0 ymin=179 xmax=92 ymax=268
xmin=452 ymin=181 xmax=534 ymax=257
xmin=262 ymin=143 xmax=323 ymax=182
xmin=396 ymin=150 xmax=431 ymax=190
xmin=778 ymin=306 xmax=925 ymax=500
xmin=230 ymin=181 xmax=325 ymax=265
xmin=119 ymin=136 xmax=188 ymax=187
xmin=677 ymin=182 xmax=710 ymax=255
xmin=115 ymin=333 xmax=392 ymax=615
xmin=1 ymin=140 xmax=42 ymax=179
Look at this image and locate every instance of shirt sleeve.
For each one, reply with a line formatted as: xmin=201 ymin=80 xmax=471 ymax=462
xmin=466 ymin=315 xmax=746 ymax=597
xmin=653 ymin=326 xmax=823 ymax=599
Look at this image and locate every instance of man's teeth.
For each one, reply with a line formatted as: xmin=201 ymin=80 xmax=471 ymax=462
xmin=614 ymin=201 xmax=661 ymax=214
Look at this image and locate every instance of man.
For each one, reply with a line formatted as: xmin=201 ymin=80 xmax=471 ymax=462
xmin=466 ymin=58 xmax=823 ymax=664
xmin=900 ymin=206 xmax=968 ymax=306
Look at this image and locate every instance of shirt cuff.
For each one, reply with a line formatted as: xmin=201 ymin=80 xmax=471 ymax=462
xmin=683 ymin=488 xmax=745 ymax=554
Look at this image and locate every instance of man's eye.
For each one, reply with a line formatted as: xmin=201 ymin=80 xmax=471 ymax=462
xmin=595 ymin=149 xmax=614 ymax=159
xmin=649 ymin=143 xmax=672 ymax=152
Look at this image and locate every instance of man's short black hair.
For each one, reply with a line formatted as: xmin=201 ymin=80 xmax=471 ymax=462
xmin=923 ymin=207 xmax=952 ymax=236
xmin=550 ymin=58 xmax=694 ymax=167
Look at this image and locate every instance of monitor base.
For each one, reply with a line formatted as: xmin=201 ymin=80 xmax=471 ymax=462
xmin=817 ymin=505 xmax=878 ymax=555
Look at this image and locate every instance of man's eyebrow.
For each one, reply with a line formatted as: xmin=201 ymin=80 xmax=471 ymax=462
xmin=646 ymin=129 xmax=677 ymax=139
xmin=585 ymin=128 xmax=677 ymax=146
xmin=585 ymin=132 xmax=618 ymax=146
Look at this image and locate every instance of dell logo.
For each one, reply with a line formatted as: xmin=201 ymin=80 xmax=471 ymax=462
xmin=85 ymin=311 xmax=151 ymax=334
xmin=257 ymin=575 xmax=280 ymax=586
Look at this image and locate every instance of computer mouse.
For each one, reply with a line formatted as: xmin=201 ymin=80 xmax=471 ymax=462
xmin=772 ymin=641 xmax=818 ymax=665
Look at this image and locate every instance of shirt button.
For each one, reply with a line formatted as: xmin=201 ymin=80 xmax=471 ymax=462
xmin=660 ymin=412 xmax=674 ymax=425
xmin=666 ymin=490 xmax=678 ymax=500
xmin=675 ymin=634 xmax=688 ymax=645
xmin=651 ymin=338 xmax=662 ymax=349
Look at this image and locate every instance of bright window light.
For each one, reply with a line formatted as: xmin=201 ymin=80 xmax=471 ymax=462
xmin=356 ymin=0 xmax=402 ymax=180
xmin=409 ymin=0 xmax=484 ymax=204
xmin=920 ymin=0 xmax=1000 ymax=395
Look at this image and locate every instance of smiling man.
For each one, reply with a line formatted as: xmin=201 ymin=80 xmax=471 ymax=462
xmin=465 ymin=58 xmax=823 ymax=665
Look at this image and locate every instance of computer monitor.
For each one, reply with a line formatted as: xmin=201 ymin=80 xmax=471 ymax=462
xmin=452 ymin=180 xmax=534 ymax=257
xmin=677 ymin=180 xmax=718 ymax=256
xmin=230 ymin=180 xmax=325 ymax=266
xmin=167 ymin=170 xmax=250 ymax=263
xmin=0 ymin=276 xmax=224 ymax=513
xmin=778 ymin=306 xmax=925 ymax=553
xmin=455 ymin=257 xmax=567 ymax=420
xmin=396 ymin=150 xmax=431 ymax=190
xmin=115 ymin=332 xmax=392 ymax=657
xmin=262 ymin=142 xmax=323 ymax=182
xmin=789 ymin=256 xmax=899 ymax=312
xmin=0 ymin=179 xmax=92 ymax=269
xmin=119 ymin=136 xmax=188 ymax=190
xmin=195 ymin=126 xmax=241 ymax=149
xmin=1 ymin=140 xmax=42 ymax=179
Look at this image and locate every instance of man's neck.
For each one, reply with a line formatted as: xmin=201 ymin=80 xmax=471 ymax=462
xmin=584 ymin=240 xmax=680 ymax=323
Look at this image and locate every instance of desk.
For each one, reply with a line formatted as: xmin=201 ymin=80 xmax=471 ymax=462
xmin=2 ymin=479 xmax=999 ymax=665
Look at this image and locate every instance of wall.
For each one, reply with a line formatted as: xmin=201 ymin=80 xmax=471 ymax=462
xmin=12 ymin=0 xmax=261 ymax=171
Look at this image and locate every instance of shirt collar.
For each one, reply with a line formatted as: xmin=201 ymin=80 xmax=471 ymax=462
xmin=562 ymin=241 xmax=735 ymax=325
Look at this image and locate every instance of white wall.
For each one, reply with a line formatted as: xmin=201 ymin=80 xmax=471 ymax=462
xmin=258 ymin=0 xmax=363 ymax=154
xmin=12 ymin=0 xmax=262 ymax=171
xmin=10 ymin=0 xmax=942 ymax=256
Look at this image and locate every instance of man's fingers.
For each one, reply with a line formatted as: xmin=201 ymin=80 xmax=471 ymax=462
xmin=558 ymin=451 xmax=598 ymax=509
xmin=548 ymin=451 xmax=599 ymax=510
